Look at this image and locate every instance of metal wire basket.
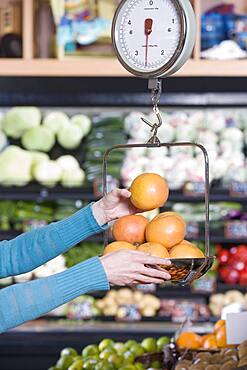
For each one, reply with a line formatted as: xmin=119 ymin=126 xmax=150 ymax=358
xmin=102 ymin=82 xmax=215 ymax=286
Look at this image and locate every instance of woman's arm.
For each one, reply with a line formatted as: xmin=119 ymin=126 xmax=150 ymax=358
xmin=0 ymin=204 xmax=105 ymax=278
xmin=0 ymin=256 xmax=109 ymax=333
xmin=0 ymin=189 xmax=138 ymax=279
xmin=0 ymin=250 xmax=171 ymax=333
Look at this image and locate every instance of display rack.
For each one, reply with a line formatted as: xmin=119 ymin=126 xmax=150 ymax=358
xmin=0 ymin=0 xmax=247 ymax=76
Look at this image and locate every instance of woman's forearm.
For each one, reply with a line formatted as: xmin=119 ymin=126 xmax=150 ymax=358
xmin=0 ymin=257 xmax=109 ymax=333
xmin=0 ymin=204 xmax=107 ymax=278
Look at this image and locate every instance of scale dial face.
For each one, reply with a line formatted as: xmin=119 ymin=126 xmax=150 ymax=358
xmin=112 ymin=0 xmax=186 ymax=77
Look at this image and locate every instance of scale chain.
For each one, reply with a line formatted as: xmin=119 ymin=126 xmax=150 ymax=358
xmin=141 ymin=78 xmax=163 ymax=144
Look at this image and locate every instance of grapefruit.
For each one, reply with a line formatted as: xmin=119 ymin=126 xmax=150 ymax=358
xmin=130 ymin=173 xmax=169 ymax=211
xmin=103 ymin=241 xmax=136 ymax=255
xmin=112 ymin=215 xmax=148 ymax=245
xmin=138 ymin=242 xmax=169 ymax=258
xmin=169 ymin=240 xmax=204 ymax=259
xmin=145 ymin=212 xmax=186 ymax=249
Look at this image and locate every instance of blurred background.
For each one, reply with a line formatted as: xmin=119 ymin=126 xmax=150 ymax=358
xmin=0 ymin=1 xmax=246 ymax=370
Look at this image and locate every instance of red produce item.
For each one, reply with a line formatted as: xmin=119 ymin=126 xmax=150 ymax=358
xmin=219 ymin=266 xmax=230 ymax=281
xmin=224 ymin=269 xmax=240 ymax=285
xmin=229 ymin=255 xmax=245 ymax=272
xmin=237 ymin=245 xmax=247 ymax=263
xmin=230 ymin=246 xmax=238 ymax=256
xmin=239 ymin=269 xmax=247 ymax=286
xmin=218 ymin=249 xmax=229 ymax=264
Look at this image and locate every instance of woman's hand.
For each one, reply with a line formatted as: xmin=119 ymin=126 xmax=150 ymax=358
xmin=100 ymin=249 xmax=171 ymax=286
xmin=92 ymin=188 xmax=139 ymax=226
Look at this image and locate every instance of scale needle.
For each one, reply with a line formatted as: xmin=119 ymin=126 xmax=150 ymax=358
xmin=144 ymin=18 xmax=153 ymax=67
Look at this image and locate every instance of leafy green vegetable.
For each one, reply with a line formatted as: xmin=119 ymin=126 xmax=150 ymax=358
xmin=22 ymin=126 xmax=55 ymax=152
xmin=56 ymin=155 xmax=80 ymax=171
xmin=33 ymin=160 xmax=62 ymax=187
xmin=65 ymin=243 xmax=103 ymax=267
xmin=71 ymin=114 xmax=91 ymax=136
xmin=61 ymin=168 xmax=85 ymax=188
xmin=57 ymin=124 xmax=83 ymax=149
xmin=2 ymin=107 xmax=41 ymax=139
xmin=43 ymin=111 xmax=70 ymax=134
xmin=0 ymin=146 xmax=32 ymax=186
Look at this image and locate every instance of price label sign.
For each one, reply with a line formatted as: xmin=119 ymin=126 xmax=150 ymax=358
xmin=229 ymin=182 xmax=247 ymax=198
xmin=136 ymin=283 xmax=156 ymax=293
xmin=183 ymin=182 xmax=205 ymax=197
xmin=225 ymin=221 xmax=247 ymax=239
xmin=226 ymin=312 xmax=247 ymax=344
xmin=192 ymin=273 xmax=217 ymax=294
xmin=116 ymin=305 xmax=141 ymax=322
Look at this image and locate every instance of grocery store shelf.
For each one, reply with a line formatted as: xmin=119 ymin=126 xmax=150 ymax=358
xmin=0 ymin=58 xmax=247 ymax=77
xmin=0 ymin=185 xmax=246 ymax=203
xmin=12 ymin=320 xmax=214 ymax=335
xmin=0 ymin=184 xmax=98 ymax=201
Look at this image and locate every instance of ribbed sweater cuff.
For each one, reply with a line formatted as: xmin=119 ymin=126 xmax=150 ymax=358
xmin=55 ymin=257 xmax=110 ymax=303
xmin=55 ymin=204 xmax=107 ymax=248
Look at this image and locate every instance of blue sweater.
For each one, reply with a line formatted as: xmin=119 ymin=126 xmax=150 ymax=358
xmin=0 ymin=204 xmax=109 ymax=333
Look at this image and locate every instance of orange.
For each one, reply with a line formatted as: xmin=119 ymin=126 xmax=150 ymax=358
xmin=130 ymin=173 xmax=169 ymax=211
xmin=103 ymin=241 xmax=136 ymax=255
xmin=202 ymin=334 xmax=218 ymax=349
xmin=214 ymin=319 xmax=225 ymax=333
xmin=146 ymin=212 xmax=186 ymax=249
xmin=112 ymin=215 xmax=148 ymax=245
xmin=169 ymin=240 xmax=205 ymax=259
xmin=138 ymin=242 xmax=170 ymax=258
xmin=177 ymin=332 xmax=202 ymax=350
xmin=215 ymin=324 xmax=227 ymax=348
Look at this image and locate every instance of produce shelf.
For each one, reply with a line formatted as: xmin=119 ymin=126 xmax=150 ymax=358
xmin=0 ymin=321 xmax=213 ymax=370
xmin=0 ymin=185 xmax=246 ymax=203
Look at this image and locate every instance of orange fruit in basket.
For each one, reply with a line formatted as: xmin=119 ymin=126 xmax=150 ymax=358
xmin=214 ymin=319 xmax=226 ymax=333
xmin=138 ymin=242 xmax=170 ymax=258
xmin=130 ymin=173 xmax=169 ymax=211
xmin=112 ymin=215 xmax=148 ymax=245
xmin=202 ymin=334 xmax=218 ymax=349
xmin=103 ymin=241 xmax=136 ymax=255
xmin=169 ymin=240 xmax=205 ymax=259
xmin=177 ymin=332 xmax=203 ymax=350
xmin=145 ymin=212 xmax=186 ymax=249
xmin=215 ymin=324 xmax=227 ymax=348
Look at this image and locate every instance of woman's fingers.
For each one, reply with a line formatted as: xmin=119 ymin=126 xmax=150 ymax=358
xmin=140 ymin=266 xmax=171 ymax=280
xmin=134 ymin=274 xmax=165 ymax=284
xmin=133 ymin=251 xmax=171 ymax=266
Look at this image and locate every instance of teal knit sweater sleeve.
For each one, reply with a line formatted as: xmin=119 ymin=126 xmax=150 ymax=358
xmin=0 ymin=205 xmax=110 ymax=332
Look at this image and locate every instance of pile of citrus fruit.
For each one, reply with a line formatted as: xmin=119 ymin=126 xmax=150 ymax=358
xmin=177 ymin=319 xmax=228 ymax=350
xmin=104 ymin=173 xmax=204 ymax=260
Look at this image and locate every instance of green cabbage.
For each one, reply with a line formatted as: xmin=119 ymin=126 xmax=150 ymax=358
xmin=61 ymin=168 xmax=85 ymax=188
xmin=43 ymin=111 xmax=70 ymax=134
xmin=33 ymin=160 xmax=62 ymax=187
xmin=21 ymin=126 xmax=55 ymax=152
xmin=2 ymin=107 xmax=41 ymax=139
xmin=0 ymin=146 xmax=32 ymax=186
xmin=56 ymin=155 xmax=80 ymax=171
xmin=30 ymin=151 xmax=49 ymax=166
xmin=57 ymin=124 xmax=83 ymax=149
xmin=71 ymin=114 xmax=92 ymax=137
